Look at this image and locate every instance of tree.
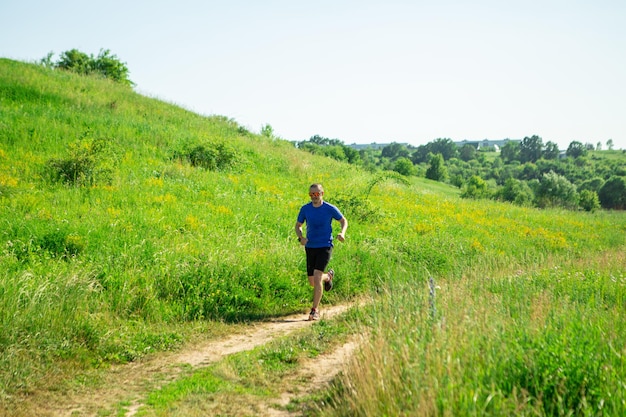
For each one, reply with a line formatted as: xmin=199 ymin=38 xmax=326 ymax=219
xmin=606 ymin=139 xmax=614 ymax=150
xmin=260 ymin=124 xmax=274 ymax=138
xmin=425 ymin=153 xmax=448 ymax=182
xmin=56 ymin=49 xmax=91 ymax=74
xmin=411 ymin=144 xmax=431 ymax=164
xmin=579 ymin=177 xmax=605 ymax=193
xmin=520 ymin=163 xmax=540 ymax=181
xmin=297 ymin=135 xmax=362 ymax=165
xmin=427 ymin=138 xmax=457 ymax=160
xmin=495 ymin=178 xmax=534 ymax=206
xmin=500 ymin=141 xmax=521 ymax=163
xmin=520 ymin=135 xmax=544 ymax=163
xmin=358 ymin=149 xmax=379 ymax=171
xmin=459 ymin=144 xmax=476 ymax=162
xmin=40 ymin=51 xmax=55 ymax=68
xmin=579 ymin=190 xmax=600 ymax=212
xmin=92 ymin=49 xmax=132 ymax=85
xmin=343 ymin=146 xmax=361 ymax=164
xmin=598 ymin=176 xmax=626 ymax=209
xmin=305 ymin=134 xmax=343 ymax=147
xmin=381 ymin=142 xmax=410 ymax=161
xmin=324 ymin=146 xmax=347 ymax=162
xmin=461 ymin=175 xmax=490 ymax=199
xmin=566 ymin=141 xmax=587 ymax=158
xmin=411 ymin=138 xmax=457 ymax=163
xmin=393 ymin=157 xmax=416 ymax=176
xmin=51 ymin=48 xmax=133 ymax=86
xmin=544 ymin=141 xmax=560 ymax=160
xmin=535 ymin=171 xmax=579 ymax=209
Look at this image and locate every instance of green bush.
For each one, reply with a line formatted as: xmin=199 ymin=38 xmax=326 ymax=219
xmin=578 ymin=177 xmax=605 ymax=193
xmin=535 ymin=171 xmax=579 ymax=209
xmin=50 ymin=48 xmax=133 ymax=86
xmin=393 ymin=157 xmax=416 ymax=176
xmin=598 ymin=176 xmax=626 ymax=209
xmin=494 ymin=177 xmax=534 ymax=206
xmin=45 ymin=137 xmax=113 ymax=186
xmin=425 ymin=153 xmax=448 ymax=182
xmin=578 ymin=189 xmax=600 ymax=212
xmin=173 ymin=142 xmax=239 ymax=171
xmin=461 ymin=175 xmax=490 ymax=199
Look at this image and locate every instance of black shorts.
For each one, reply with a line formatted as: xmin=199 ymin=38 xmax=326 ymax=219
xmin=305 ymin=247 xmax=333 ymax=276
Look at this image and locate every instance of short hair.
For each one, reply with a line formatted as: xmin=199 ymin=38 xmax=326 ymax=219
xmin=309 ymin=183 xmax=324 ymax=192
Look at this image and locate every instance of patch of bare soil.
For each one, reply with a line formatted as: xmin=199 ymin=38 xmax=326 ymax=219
xmin=10 ymin=304 xmax=356 ymax=417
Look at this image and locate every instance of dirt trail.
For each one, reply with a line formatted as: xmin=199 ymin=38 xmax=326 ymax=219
xmin=19 ymin=304 xmax=357 ymax=417
xmin=260 ymin=337 xmax=361 ymax=417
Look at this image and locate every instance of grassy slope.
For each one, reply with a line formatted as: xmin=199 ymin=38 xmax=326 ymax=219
xmin=1 ymin=58 xmax=626 ymax=414
xmin=0 ymin=58 xmax=386 ymax=396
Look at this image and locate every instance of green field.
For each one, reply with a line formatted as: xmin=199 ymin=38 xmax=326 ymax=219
xmin=1 ymin=58 xmax=625 ymax=416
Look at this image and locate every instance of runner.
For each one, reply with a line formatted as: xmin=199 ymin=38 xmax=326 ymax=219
xmin=295 ymin=183 xmax=348 ymax=320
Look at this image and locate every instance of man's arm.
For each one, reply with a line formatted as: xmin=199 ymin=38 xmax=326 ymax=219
xmin=295 ymin=221 xmax=307 ymax=245
xmin=336 ymin=217 xmax=348 ymax=242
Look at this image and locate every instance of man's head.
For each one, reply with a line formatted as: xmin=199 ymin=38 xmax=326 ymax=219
xmin=309 ymin=183 xmax=324 ymax=203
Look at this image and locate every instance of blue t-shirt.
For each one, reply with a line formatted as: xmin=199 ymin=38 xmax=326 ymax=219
xmin=297 ymin=201 xmax=344 ymax=248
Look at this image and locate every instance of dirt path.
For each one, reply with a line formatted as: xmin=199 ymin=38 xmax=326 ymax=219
xmin=260 ymin=336 xmax=361 ymax=417
xmin=18 ymin=304 xmax=357 ymax=417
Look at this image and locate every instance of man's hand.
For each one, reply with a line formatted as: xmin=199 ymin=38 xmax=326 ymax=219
xmin=299 ymin=237 xmax=308 ymax=246
xmin=337 ymin=233 xmax=345 ymax=242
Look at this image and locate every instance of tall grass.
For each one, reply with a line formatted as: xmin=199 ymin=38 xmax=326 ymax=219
xmin=325 ymin=242 xmax=626 ymax=415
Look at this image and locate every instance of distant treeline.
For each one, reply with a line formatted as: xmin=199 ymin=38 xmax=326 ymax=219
xmin=295 ymin=135 xmax=626 ymax=211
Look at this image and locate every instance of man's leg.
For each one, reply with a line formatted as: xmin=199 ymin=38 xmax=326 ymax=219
xmin=309 ymin=270 xmax=331 ymax=310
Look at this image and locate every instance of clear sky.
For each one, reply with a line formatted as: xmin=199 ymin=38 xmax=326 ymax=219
xmin=2 ymin=0 xmax=625 ymax=150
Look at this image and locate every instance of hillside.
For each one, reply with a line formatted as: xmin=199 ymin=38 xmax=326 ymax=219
xmin=0 ymin=57 xmax=393 ymax=396
xmin=1 ymin=58 xmax=626 ymax=415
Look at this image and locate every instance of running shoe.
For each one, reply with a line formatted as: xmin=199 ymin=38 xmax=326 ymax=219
xmin=324 ymin=269 xmax=334 ymax=292
xmin=308 ymin=309 xmax=320 ymax=321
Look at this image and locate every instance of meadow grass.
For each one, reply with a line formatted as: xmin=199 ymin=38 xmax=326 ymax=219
xmin=321 ymin=247 xmax=626 ymax=416
xmin=1 ymin=58 xmax=626 ymax=415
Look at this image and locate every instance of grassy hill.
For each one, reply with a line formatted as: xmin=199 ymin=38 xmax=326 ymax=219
xmin=1 ymin=58 xmax=626 ymax=415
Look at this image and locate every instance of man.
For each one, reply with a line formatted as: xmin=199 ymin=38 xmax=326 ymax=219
xmin=295 ymin=183 xmax=348 ymax=321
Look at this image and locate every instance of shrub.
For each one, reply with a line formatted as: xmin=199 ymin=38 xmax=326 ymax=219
xmin=578 ymin=177 xmax=605 ymax=193
xmin=45 ymin=137 xmax=113 ymax=186
xmin=461 ymin=175 xmax=490 ymax=199
xmin=260 ymin=124 xmax=274 ymax=138
xmin=393 ymin=157 xmax=416 ymax=176
xmin=173 ymin=142 xmax=240 ymax=171
xmin=425 ymin=153 xmax=448 ymax=182
xmin=494 ymin=177 xmax=534 ymax=206
xmin=50 ymin=48 xmax=133 ymax=86
xmin=598 ymin=176 xmax=626 ymax=209
xmin=535 ymin=171 xmax=579 ymax=209
xmin=578 ymin=189 xmax=600 ymax=212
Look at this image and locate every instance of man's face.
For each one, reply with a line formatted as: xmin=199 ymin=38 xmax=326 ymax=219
xmin=309 ymin=188 xmax=323 ymax=203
